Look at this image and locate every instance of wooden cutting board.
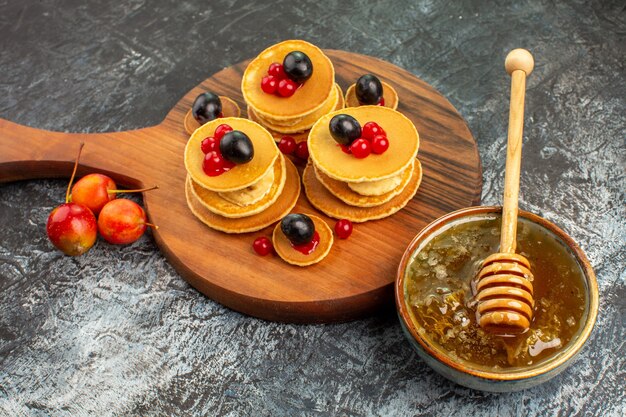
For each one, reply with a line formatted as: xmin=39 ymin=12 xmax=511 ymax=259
xmin=0 ymin=50 xmax=482 ymax=323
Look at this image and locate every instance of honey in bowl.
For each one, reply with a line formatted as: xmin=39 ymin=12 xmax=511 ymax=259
xmin=404 ymin=214 xmax=588 ymax=370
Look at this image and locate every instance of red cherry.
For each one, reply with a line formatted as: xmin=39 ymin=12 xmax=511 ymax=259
xmin=71 ymin=173 xmax=117 ymax=216
xmin=334 ymin=219 xmax=353 ymax=239
xmin=362 ymin=122 xmax=385 ymax=140
xmin=222 ymin=158 xmax=236 ymax=171
xmin=201 ymin=136 xmax=218 ymax=154
xmin=277 ymin=79 xmax=297 ymax=97
xmin=378 ymin=97 xmax=385 ymax=106
xmin=47 ymin=203 xmax=97 ymax=256
xmin=371 ymin=135 xmax=389 ymax=154
xmin=98 ymin=199 xmax=151 ymax=245
xmin=295 ymin=141 xmax=309 ymax=160
xmin=350 ymin=138 xmax=371 ymax=158
xmin=261 ymin=75 xmax=278 ymax=94
xmin=252 ymin=236 xmax=273 ymax=256
xmin=203 ymin=151 xmax=225 ymax=176
xmin=214 ymin=124 xmax=233 ymax=141
xmin=268 ymin=62 xmax=287 ymax=79
xmin=278 ymin=136 xmax=297 ymax=155
xmin=339 ymin=144 xmax=351 ymax=154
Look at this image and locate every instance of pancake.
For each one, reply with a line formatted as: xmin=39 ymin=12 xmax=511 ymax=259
xmin=313 ymin=160 xmax=414 ymax=208
xmin=303 ymin=159 xmax=423 ymax=222
xmin=249 ymin=83 xmax=342 ymax=133
xmin=189 ymin=153 xmax=287 ymax=218
xmin=184 ymin=117 xmax=278 ymax=192
xmin=185 ymin=157 xmax=301 ymax=234
xmin=308 ymin=106 xmax=419 ymax=182
xmin=272 ymin=214 xmax=333 ymax=266
xmin=184 ymin=96 xmax=241 ymax=135
xmin=344 ymin=81 xmax=398 ymax=110
xmin=247 ymin=84 xmax=344 ymax=143
xmin=242 ymin=40 xmax=335 ymax=120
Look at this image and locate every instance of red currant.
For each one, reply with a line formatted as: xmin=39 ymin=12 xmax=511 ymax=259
xmin=340 ymin=144 xmax=351 ymax=154
xmin=334 ymin=219 xmax=353 ymax=239
xmin=371 ymin=135 xmax=389 ymax=154
xmin=261 ymin=75 xmax=278 ymax=94
xmin=253 ymin=236 xmax=273 ymax=256
xmin=362 ymin=122 xmax=385 ymax=140
xmin=378 ymin=97 xmax=385 ymax=106
xmin=295 ymin=141 xmax=309 ymax=160
xmin=203 ymin=151 xmax=225 ymax=176
xmin=350 ymin=138 xmax=371 ymax=159
xmin=277 ymin=79 xmax=297 ymax=97
xmin=268 ymin=62 xmax=287 ymax=79
xmin=200 ymin=136 xmax=218 ymax=154
xmin=214 ymin=124 xmax=233 ymax=140
xmin=278 ymin=136 xmax=297 ymax=155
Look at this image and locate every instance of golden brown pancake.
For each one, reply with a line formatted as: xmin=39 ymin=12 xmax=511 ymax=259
xmin=185 ymin=157 xmax=301 ymax=233
xmin=344 ymin=81 xmax=398 ymax=110
xmin=303 ymin=159 xmax=423 ymax=222
xmin=184 ymin=117 xmax=278 ymax=192
xmin=272 ymin=214 xmax=333 ymax=266
xmin=313 ymin=160 xmax=414 ymax=207
xmin=248 ymin=84 xmax=342 ymax=133
xmin=184 ymin=96 xmax=241 ymax=135
xmin=308 ymin=106 xmax=419 ymax=182
xmin=242 ymin=40 xmax=335 ymax=120
xmin=189 ymin=153 xmax=287 ymax=218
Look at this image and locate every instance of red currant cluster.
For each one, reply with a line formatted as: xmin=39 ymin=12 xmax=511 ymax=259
xmin=261 ymin=63 xmax=300 ymax=98
xmin=277 ymin=136 xmax=309 ymax=163
xmin=200 ymin=124 xmax=235 ymax=176
xmin=340 ymin=121 xmax=389 ymax=159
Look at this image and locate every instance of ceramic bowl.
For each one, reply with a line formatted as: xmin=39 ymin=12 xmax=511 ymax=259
xmin=395 ymin=206 xmax=599 ymax=392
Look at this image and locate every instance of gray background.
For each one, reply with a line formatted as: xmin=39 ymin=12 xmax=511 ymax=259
xmin=1 ymin=0 xmax=624 ymax=415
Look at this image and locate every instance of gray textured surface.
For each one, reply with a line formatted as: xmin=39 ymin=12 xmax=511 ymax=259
xmin=0 ymin=0 xmax=624 ymax=415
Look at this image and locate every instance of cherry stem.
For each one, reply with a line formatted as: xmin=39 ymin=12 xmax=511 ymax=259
xmin=107 ymin=185 xmax=159 ymax=194
xmin=66 ymin=142 xmax=84 ymax=203
xmin=143 ymin=222 xmax=159 ymax=230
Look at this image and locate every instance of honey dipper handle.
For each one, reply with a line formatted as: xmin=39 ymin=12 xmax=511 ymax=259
xmin=501 ymin=49 xmax=534 ymax=253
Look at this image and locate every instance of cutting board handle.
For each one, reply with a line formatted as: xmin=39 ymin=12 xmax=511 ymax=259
xmin=0 ymin=117 xmax=170 ymax=187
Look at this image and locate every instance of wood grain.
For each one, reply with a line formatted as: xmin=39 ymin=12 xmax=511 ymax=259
xmin=0 ymin=50 xmax=482 ymax=323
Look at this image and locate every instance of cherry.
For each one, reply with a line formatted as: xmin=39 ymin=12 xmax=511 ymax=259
xmin=334 ymin=219 xmax=353 ymax=239
xmin=350 ymin=138 xmax=371 ymax=159
xmin=371 ymin=135 xmax=389 ymax=154
xmin=214 ymin=124 xmax=233 ymax=141
xmin=294 ymin=141 xmax=309 ymax=160
xmin=355 ymin=74 xmax=383 ymax=105
xmin=192 ymin=92 xmax=222 ymax=124
xmin=277 ymin=78 xmax=298 ymax=97
xmin=329 ymin=114 xmax=361 ymax=146
xmin=278 ymin=136 xmax=297 ymax=155
xmin=98 ymin=199 xmax=156 ymax=245
xmin=340 ymin=144 xmax=352 ymax=154
xmin=71 ymin=173 xmax=116 ymax=215
xmin=71 ymin=173 xmax=157 ymax=216
xmin=281 ymin=213 xmax=315 ymax=245
xmin=201 ymin=136 xmax=218 ymax=154
xmin=261 ymin=75 xmax=278 ymax=95
xmin=378 ymin=97 xmax=385 ymax=106
xmin=252 ymin=236 xmax=273 ymax=256
xmin=220 ymin=130 xmax=254 ymax=164
xmin=283 ymin=51 xmax=313 ymax=83
xmin=268 ymin=62 xmax=287 ymax=79
xmin=46 ymin=143 xmax=97 ymax=256
xmin=361 ymin=122 xmax=385 ymax=141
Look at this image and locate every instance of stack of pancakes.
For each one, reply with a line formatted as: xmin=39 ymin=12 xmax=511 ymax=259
xmin=184 ymin=117 xmax=300 ymax=233
xmin=305 ymin=106 xmax=423 ymax=222
xmin=242 ymin=40 xmax=344 ymax=143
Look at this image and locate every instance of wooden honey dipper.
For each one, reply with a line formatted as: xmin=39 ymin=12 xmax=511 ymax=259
xmin=475 ymin=49 xmax=535 ymax=334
